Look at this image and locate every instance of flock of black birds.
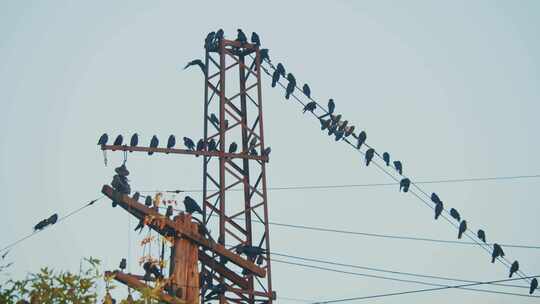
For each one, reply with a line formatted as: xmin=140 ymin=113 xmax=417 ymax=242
xmin=181 ymin=29 xmax=538 ymax=294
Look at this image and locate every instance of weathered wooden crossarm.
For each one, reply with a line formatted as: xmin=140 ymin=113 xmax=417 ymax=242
xmin=105 ymin=271 xmax=186 ymax=304
xmin=199 ymin=251 xmax=248 ymax=290
xmin=100 ymin=145 xmax=268 ymax=162
xmin=101 ymin=185 xmax=266 ymax=278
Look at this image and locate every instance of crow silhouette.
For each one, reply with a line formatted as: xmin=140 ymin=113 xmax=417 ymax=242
xmin=303 ymin=102 xmax=316 ymax=113
xmin=491 ymin=243 xmax=505 ymax=263
xmin=302 ymin=84 xmax=311 ymax=98
xmin=356 ymin=131 xmax=367 ymax=149
xmin=477 ymin=229 xmax=486 ymax=243
xmin=184 ymin=196 xmax=203 ymax=215
xmin=458 ymin=220 xmax=467 ymax=239
xmin=130 ymin=133 xmax=138 ymax=147
xmin=149 ymin=135 xmax=158 ymax=155
xmin=365 ymin=148 xmax=375 ymax=166
xmin=97 ymin=133 xmax=108 ymax=145
xmin=393 ymin=161 xmax=403 ymax=175
xmin=449 ymin=208 xmax=461 ymax=222
xmin=113 ymin=135 xmax=123 ymax=146
xmin=382 ymin=152 xmax=390 ymax=166
xmin=509 ymin=260 xmax=519 ymax=278
xmin=183 ymin=137 xmax=195 ymax=150
xmin=399 ymin=178 xmax=411 ymax=192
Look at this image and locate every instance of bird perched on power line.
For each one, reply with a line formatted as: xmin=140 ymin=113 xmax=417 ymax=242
xmin=285 ymin=73 xmax=296 ymax=100
xmin=33 ymin=219 xmax=49 ymax=231
xmin=327 ymin=123 xmax=337 ymax=136
xmin=303 ymin=102 xmax=316 ymax=113
xmin=276 ymin=63 xmax=286 ymax=77
xmin=98 ymin=133 xmax=108 ymax=146
xmin=119 ymin=258 xmax=127 ymax=272
xmin=184 ymin=59 xmax=206 ymax=73
xmin=327 ymin=99 xmax=335 ymax=114
xmin=166 ymin=205 xmax=173 ymax=218
xmin=260 ymin=48 xmax=270 ymax=63
xmin=334 ymin=130 xmax=344 ymax=141
xmin=382 ymin=152 xmax=390 ymax=166
xmin=434 ymin=200 xmax=443 ymax=220
xmin=262 ymin=147 xmax=271 ymax=157
xmin=183 ymin=137 xmax=195 ymax=151
xmin=449 ymin=208 xmax=461 ymax=222
xmin=331 ymin=114 xmax=342 ymax=125
xmin=477 ymin=229 xmax=486 ymax=243
xmin=458 ymin=220 xmax=467 ymax=239
xmin=365 ymin=148 xmax=375 ymax=166
xmin=271 ymin=69 xmax=280 ymax=88
xmin=132 ymin=192 xmax=140 ymax=202
xmin=344 ymin=126 xmax=355 ymax=138
xmin=320 ymin=118 xmax=332 ymax=130
xmin=491 ymin=243 xmax=505 ymax=263
xmin=251 ymin=32 xmax=260 ymax=46
xmin=184 ymin=196 xmax=203 ymax=215
xmin=144 ymin=196 xmax=152 ymax=207
xmin=167 ymin=135 xmax=176 ymax=151
xmin=113 ymin=135 xmax=123 ymax=146
xmin=228 ymin=142 xmax=238 ymax=154
xmin=338 ymin=120 xmax=348 ymax=133
xmin=149 ymin=135 xmax=158 ymax=155
xmin=356 ymin=131 xmax=367 ymax=149
xmin=47 ymin=213 xmax=58 ymax=225
xmin=302 ymin=84 xmax=311 ymax=99
xmin=509 ymin=261 xmax=519 ymax=278
xmin=399 ymin=178 xmax=411 ymax=192
xmin=431 ymin=193 xmax=442 ymax=204
xmin=236 ymin=29 xmax=247 ymax=45
xmin=236 ymin=245 xmax=265 ymax=259
xmin=393 ymin=161 xmax=403 ymax=175
xmin=130 ymin=133 xmax=138 ymax=148
xmin=208 ymin=139 xmax=217 ymax=151
xmin=530 ymin=278 xmax=538 ymax=295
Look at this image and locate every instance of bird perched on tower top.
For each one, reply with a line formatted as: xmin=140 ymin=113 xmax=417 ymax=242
xmin=236 ymin=29 xmax=247 ymax=45
xmin=251 ymin=32 xmax=260 ymax=46
xmin=184 ymin=196 xmax=203 ymax=215
xmin=183 ymin=137 xmax=195 ymax=151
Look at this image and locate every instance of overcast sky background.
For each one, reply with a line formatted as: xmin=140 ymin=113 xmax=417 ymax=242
xmin=1 ymin=1 xmax=540 ymax=303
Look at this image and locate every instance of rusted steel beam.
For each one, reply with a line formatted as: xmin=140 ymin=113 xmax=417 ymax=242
xmin=100 ymin=145 xmax=268 ymax=162
xmin=101 ymin=185 xmax=266 ymax=278
xmin=105 ymin=271 xmax=186 ymax=304
xmin=199 ymin=251 xmax=248 ymax=290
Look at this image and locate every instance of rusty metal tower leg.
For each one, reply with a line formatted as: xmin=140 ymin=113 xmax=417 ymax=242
xmin=202 ymin=39 xmax=274 ymax=304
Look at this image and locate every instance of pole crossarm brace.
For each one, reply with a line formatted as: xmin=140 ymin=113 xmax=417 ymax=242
xmin=105 ymin=271 xmax=186 ymax=304
xmin=101 ymin=185 xmax=266 ymax=278
xmin=101 ymin=145 xmax=269 ymax=162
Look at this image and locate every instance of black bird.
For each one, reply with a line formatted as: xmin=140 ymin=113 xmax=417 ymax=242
xmin=204 ymin=31 xmax=215 ymax=49
xmin=338 ymin=120 xmax=348 ymax=132
xmin=276 ymin=63 xmax=286 ymax=77
xmin=149 ymin=135 xmax=158 ymax=155
xmin=327 ymin=123 xmax=337 ymax=136
xmin=302 ymin=84 xmax=311 ymax=98
xmin=334 ymin=130 xmax=344 ymax=141
xmin=113 ymin=135 xmax=123 ymax=146
xmin=166 ymin=206 xmax=173 ymax=218
xmin=33 ymin=219 xmax=49 ymax=231
xmin=236 ymin=245 xmax=265 ymax=259
xmin=166 ymin=135 xmax=176 ymax=150
xmin=327 ymin=99 xmax=335 ymax=114
xmin=434 ymin=201 xmax=443 ymax=220
xmin=431 ymin=193 xmax=442 ymax=204
xmin=210 ymin=113 xmax=220 ymax=127
xmin=491 ymin=243 xmax=505 ymax=263
xmin=183 ymin=137 xmax=195 ymax=151
xmin=184 ymin=59 xmax=206 ymax=73
xmin=262 ymin=147 xmax=271 ymax=157
xmin=249 ymin=138 xmax=258 ymax=151
xmin=145 ymin=196 xmax=152 ymax=207
xmin=393 ymin=161 xmax=403 ymax=175
xmin=449 ymin=208 xmax=461 ymax=222
xmin=251 ymin=32 xmax=260 ymax=46
xmin=237 ymin=29 xmax=247 ymax=45
xmin=303 ymin=102 xmax=317 ymax=113
xmin=260 ymin=48 xmax=270 ymax=63
xmin=320 ymin=118 xmax=332 ymax=130
xmin=530 ymin=278 xmax=538 ymax=295
xmin=458 ymin=220 xmax=467 ymax=239
xmin=477 ymin=229 xmax=486 ymax=243
xmin=214 ymin=29 xmax=224 ymax=44
xmin=130 ymin=133 xmax=138 ymax=147
xmin=196 ymin=139 xmax=205 ymax=155
xmin=509 ymin=260 xmax=519 ymax=278
xmin=132 ymin=192 xmax=140 ymax=202
xmin=143 ymin=262 xmax=163 ymax=280
xmin=331 ymin=114 xmax=342 ymax=125
xmin=47 ymin=213 xmax=58 ymax=225
xmin=356 ymin=131 xmax=367 ymax=149
xmin=399 ymin=178 xmax=411 ymax=192
xmin=382 ymin=152 xmax=390 ymax=166
xmin=97 ymin=133 xmax=108 ymax=145
xmin=134 ymin=218 xmax=144 ymax=233
xmin=344 ymin=126 xmax=355 ymax=138
xmin=365 ymin=148 xmax=375 ymax=166
xmin=119 ymin=258 xmax=127 ymax=271
xmin=184 ymin=196 xmax=203 ymax=215
xmin=229 ymin=142 xmax=238 ymax=154
xmin=250 ymin=147 xmax=258 ymax=156
xmin=208 ymin=139 xmax=217 ymax=151
xmin=285 ymin=73 xmax=296 ymax=100
xmin=271 ymin=69 xmax=280 ymax=88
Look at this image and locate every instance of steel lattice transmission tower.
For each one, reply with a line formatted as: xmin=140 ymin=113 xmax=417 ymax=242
xmin=201 ymin=38 xmax=274 ymax=303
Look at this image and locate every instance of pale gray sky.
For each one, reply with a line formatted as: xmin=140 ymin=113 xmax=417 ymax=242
xmin=1 ymin=1 xmax=540 ymax=303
